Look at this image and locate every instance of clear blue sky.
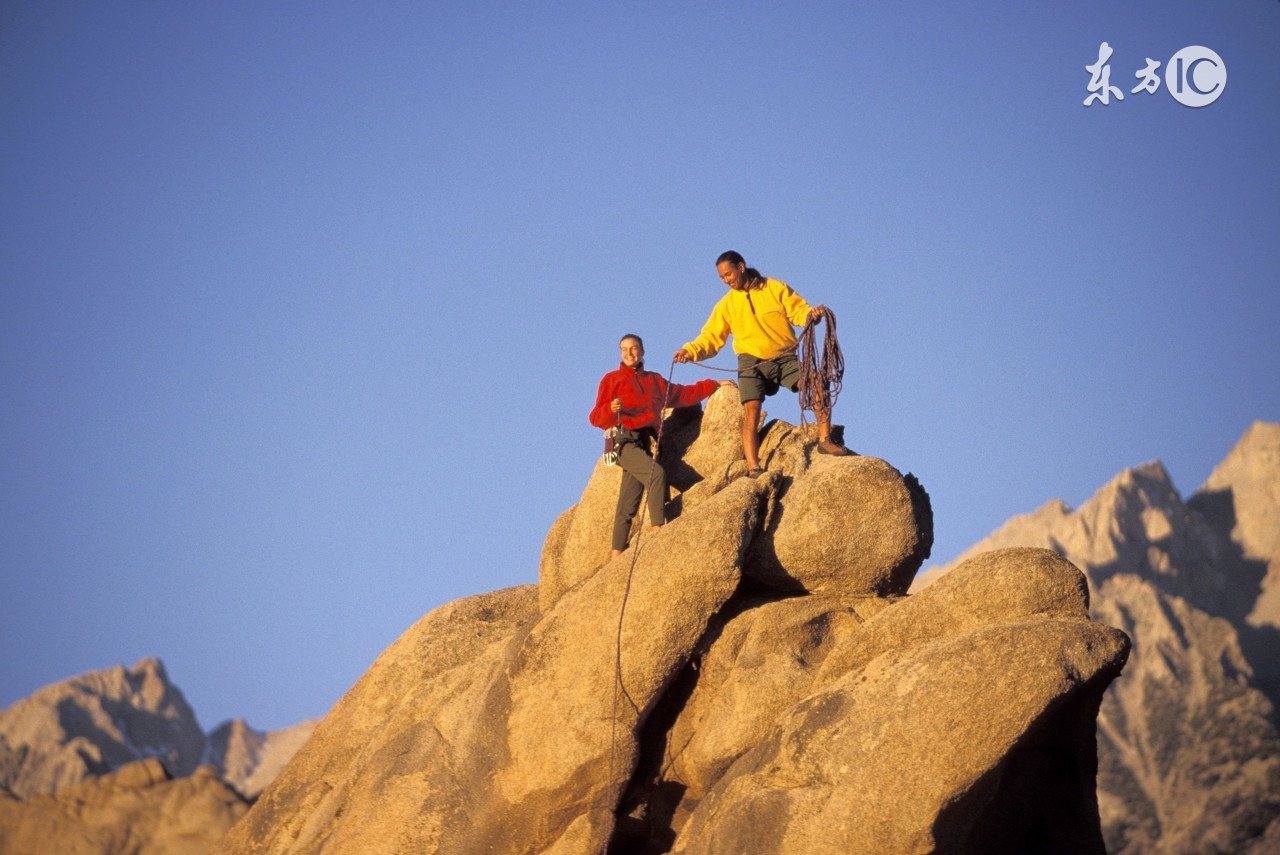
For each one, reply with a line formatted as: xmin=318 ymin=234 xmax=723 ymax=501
xmin=3 ymin=1 xmax=1277 ymax=731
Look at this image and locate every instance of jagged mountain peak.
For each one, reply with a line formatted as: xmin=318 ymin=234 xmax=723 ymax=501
xmin=1195 ymin=421 xmax=1280 ymax=516
xmin=1191 ymin=420 xmax=1280 ymax=628
xmin=1 ymin=660 xmax=319 ymax=852
xmin=0 ymin=658 xmax=205 ymax=799
xmin=205 ymin=717 xmax=319 ymax=800
xmin=75 ymin=658 xmax=185 ymax=713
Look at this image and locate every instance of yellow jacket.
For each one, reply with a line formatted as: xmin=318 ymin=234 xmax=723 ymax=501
xmin=681 ymin=278 xmax=814 ymax=361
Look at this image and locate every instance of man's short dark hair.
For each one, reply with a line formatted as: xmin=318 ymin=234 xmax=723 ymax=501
xmin=619 ymin=333 xmax=644 ymax=349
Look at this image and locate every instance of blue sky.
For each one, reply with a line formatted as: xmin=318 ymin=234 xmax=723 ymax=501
xmin=2 ymin=1 xmax=1277 ymax=731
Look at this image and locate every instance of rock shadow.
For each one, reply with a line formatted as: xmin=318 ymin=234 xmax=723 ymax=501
xmin=1183 ymin=487 xmax=1279 ymax=718
xmin=931 ymin=667 xmax=1116 ymax=854
xmin=608 ymin=592 xmax=784 ymax=855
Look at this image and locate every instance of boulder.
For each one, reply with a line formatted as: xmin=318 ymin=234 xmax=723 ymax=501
xmin=540 ymin=387 xmax=745 ymax=612
xmin=927 ymin=428 xmax=1280 ymax=855
xmin=469 ymin=475 xmax=768 ymax=853
xmin=748 ymin=455 xmax=933 ymax=597
xmin=673 ymin=618 xmax=1129 ymax=854
xmin=538 ymin=458 xmax=624 ymax=611
xmin=665 ymin=388 xmax=751 ymax=509
xmin=630 ymin=594 xmax=878 ymax=832
xmin=213 ymin=401 xmax=1136 ymax=855
xmin=815 ymin=547 xmax=1090 ymax=686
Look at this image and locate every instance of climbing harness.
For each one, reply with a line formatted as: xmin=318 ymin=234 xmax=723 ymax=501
xmin=603 ymin=419 xmax=620 ymax=467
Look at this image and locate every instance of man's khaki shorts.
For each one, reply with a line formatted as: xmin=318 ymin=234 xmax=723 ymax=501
xmin=737 ymin=353 xmax=801 ymax=403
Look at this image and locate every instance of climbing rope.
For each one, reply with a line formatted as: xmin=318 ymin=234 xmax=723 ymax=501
xmin=607 ymin=359 xmax=678 ymax=796
xmin=796 ymin=306 xmax=844 ymax=428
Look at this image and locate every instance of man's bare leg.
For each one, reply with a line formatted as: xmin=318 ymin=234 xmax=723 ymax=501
xmin=742 ymin=399 xmax=763 ymax=472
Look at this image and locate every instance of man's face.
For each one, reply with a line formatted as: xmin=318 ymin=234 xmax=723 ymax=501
xmin=717 ymin=260 xmax=747 ymax=290
xmin=620 ymin=337 xmax=644 ymax=368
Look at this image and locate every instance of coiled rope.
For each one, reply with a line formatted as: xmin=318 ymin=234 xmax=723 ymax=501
xmin=796 ymin=306 xmax=844 ymax=427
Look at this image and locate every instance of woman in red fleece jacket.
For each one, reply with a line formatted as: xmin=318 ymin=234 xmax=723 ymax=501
xmin=590 ymin=333 xmax=733 ymax=558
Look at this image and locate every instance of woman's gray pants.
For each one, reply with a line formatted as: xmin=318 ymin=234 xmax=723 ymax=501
xmin=612 ymin=441 xmax=667 ymax=551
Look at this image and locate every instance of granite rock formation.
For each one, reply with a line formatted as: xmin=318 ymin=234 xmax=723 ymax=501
xmin=216 ymin=388 xmax=1127 ymax=854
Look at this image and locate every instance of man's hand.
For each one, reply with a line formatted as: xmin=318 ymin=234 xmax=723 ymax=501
xmin=717 ymin=380 xmax=736 ymax=389
xmin=672 ymin=348 xmax=691 ymax=363
xmin=610 ymin=398 xmax=622 ymax=414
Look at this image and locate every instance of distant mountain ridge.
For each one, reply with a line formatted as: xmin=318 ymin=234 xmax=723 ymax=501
xmin=0 ymin=657 xmax=315 ymax=802
xmin=0 ymin=658 xmax=317 ymax=853
xmin=923 ymin=421 xmax=1280 ymax=854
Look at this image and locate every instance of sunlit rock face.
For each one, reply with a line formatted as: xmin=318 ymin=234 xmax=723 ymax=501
xmin=215 ymin=400 xmax=1130 ymax=855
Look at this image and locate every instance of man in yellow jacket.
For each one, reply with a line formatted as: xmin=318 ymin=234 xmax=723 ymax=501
xmin=673 ymin=250 xmax=852 ymax=477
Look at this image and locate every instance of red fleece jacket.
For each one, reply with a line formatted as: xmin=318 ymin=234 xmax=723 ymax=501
xmin=589 ymin=363 xmax=719 ymax=431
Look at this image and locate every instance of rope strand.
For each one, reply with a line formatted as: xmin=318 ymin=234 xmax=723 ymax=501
xmin=607 ymin=359 xmax=678 ymax=800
